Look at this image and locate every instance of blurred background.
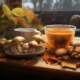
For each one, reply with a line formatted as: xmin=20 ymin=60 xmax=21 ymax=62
xmin=1 ymin=0 xmax=80 ymax=36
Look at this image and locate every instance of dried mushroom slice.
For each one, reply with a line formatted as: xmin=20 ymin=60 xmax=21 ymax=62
xmin=61 ymin=55 xmax=70 ymax=60
xmin=61 ymin=61 xmax=77 ymax=70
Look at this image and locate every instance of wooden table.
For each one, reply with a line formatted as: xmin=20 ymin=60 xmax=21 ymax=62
xmin=0 ymin=36 xmax=80 ymax=80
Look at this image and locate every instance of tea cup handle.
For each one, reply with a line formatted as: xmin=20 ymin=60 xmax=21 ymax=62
xmin=35 ymin=30 xmax=42 ymax=36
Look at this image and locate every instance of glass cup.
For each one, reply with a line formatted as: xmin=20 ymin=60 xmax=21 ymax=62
xmin=44 ymin=25 xmax=76 ymax=48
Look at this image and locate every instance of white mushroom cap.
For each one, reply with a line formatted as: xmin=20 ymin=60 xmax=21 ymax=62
xmin=28 ymin=41 xmax=39 ymax=47
xmin=22 ymin=43 xmax=30 ymax=50
xmin=70 ymin=42 xmax=80 ymax=46
xmin=32 ymin=35 xmax=45 ymax=44
xmin=0 ymin=38 xmax=7 ymax=47
xmin=11 ymin=36 xmax=25 ymax=44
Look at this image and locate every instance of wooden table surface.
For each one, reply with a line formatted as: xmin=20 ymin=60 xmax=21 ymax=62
xmin=0 ymin=36 xmax=80 ymax=79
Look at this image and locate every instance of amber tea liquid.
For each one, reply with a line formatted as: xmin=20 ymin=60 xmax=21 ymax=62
xmin=45 ymin=30 xmax=75 ymax=48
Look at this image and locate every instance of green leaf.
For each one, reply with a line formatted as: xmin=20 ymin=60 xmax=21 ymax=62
xmin=0 ymin=20 xmax=7 ymax=24
xmin=2 ymin=4 xmax=11 ymax=15
xmin=5 ymin=31 xmax=14 ymax=39
xmin=11 ymin=7 xmax=24 ymax=17
xmin=0 ymin=25 xmax=7 ymax=35
xmin=6 ymin=14 xmax=17 ymax=25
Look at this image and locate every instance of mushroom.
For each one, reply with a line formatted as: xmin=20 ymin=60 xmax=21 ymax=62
xmin=3 ymin=40 xmax=12 ymax=50
xmin=55 ymin=48 xmax=68 ymax=56
xmin=32 ymin=35 xmax=45 ymax=44
xmin=28 ymin=41 xmax=39 ymax=53
xmin=70 ymin=42 xmax=80 ymax=52
xmin=0 ymin=38 xmax=7 ymax=47
xmin=11 ymin=36 xmax=25 ymax=54
xmin=22 ymin=43 xmax=30 ymax=54
xmin=71 ymin=51 xmax=79 ymax=58
xmin=61 ymin=55 xmax=70 ymax=60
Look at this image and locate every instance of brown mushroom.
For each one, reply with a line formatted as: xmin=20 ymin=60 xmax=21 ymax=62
xmin=0 ymin=38 xmax=7 ymax=47
xmin=32 ymin=35 xmax=45 ymax=44
xmin=71 ymin=51 xmax=79 ymax=58
xmin=11 ymin=36 xmax=25 ymax=54
xmin=22 ymin=43 xmax=30 ymax=54
xmin=55 ymin=48 xmax=67 ymax=56
xmin=70 ymin=42 xmax=80 ymax=52
xmin=3 ymin=40 xmax=12 ymax=50
xmin=28 ymin=41 xmax=39 ymax=53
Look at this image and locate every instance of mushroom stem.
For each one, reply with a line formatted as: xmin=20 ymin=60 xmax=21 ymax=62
xmin=24 ymin=50 xmax=28 ymax=54
xmin=13 ymin=44 xmax=20 ymax=54
xmin=73 ymin=46 xmax=76 ymax=52
xmin=17 ymin=44 xmax=23 ymax=54
xmin=11 ymin=44 xmax=17 ymax=54
xmin=32 ymin=47 xmax=35 ymax=53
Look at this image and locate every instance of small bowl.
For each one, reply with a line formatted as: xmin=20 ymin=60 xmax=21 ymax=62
xmin=5 ymin=46 xmax=45 ymax=58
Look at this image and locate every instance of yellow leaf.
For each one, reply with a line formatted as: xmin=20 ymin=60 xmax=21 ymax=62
xmin=2 ymin=4 xmax=11 ymax=15
xmin=11 ymin=7 xmax=24 ymax=17
xmin=7 ymin=14 xmax=17 ymax=25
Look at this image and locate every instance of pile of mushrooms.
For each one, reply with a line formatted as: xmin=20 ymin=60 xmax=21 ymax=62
xmin=54 ymin=41 xmax=80 ymax=60
xmin=0 ymin=35 xmax=45 ymax=54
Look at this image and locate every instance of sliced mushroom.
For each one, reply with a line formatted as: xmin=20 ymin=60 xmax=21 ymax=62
xmin=28 ymin=41 xmax=39 ymax=53
xmin=71 ymin=51 xmax=79 ymax=58
xmin=32 ymin=35 xmax=45 ymax=44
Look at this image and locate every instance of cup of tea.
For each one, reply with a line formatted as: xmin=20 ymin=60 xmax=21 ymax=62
xmin=44 ymin=25 xmax=76 ymax=48
xmin=14 ymin=28 xmax=41 ymax=43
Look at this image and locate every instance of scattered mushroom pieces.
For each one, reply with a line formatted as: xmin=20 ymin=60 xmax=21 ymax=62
xmin=28 ymin=41 xmax=39 ymax=53
xmin=61 ymin=55 xmax=70 ymax=60
xmin=71 ymin=51 xmax=80 ymax=59
xmin=3 ymin=40 xmax=12 ymax=50
xmin=32 ymin=35 xmax=45 ymax=44
xmin=55 ymin=48 xmax=67 ymax=56
xmin=22 ymin=43 xmax=30 ymax=54
xmin=70 ymin=42 xmax=80 ymax=52
xmin=11 ymin=36 xmax=25 ymax=54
